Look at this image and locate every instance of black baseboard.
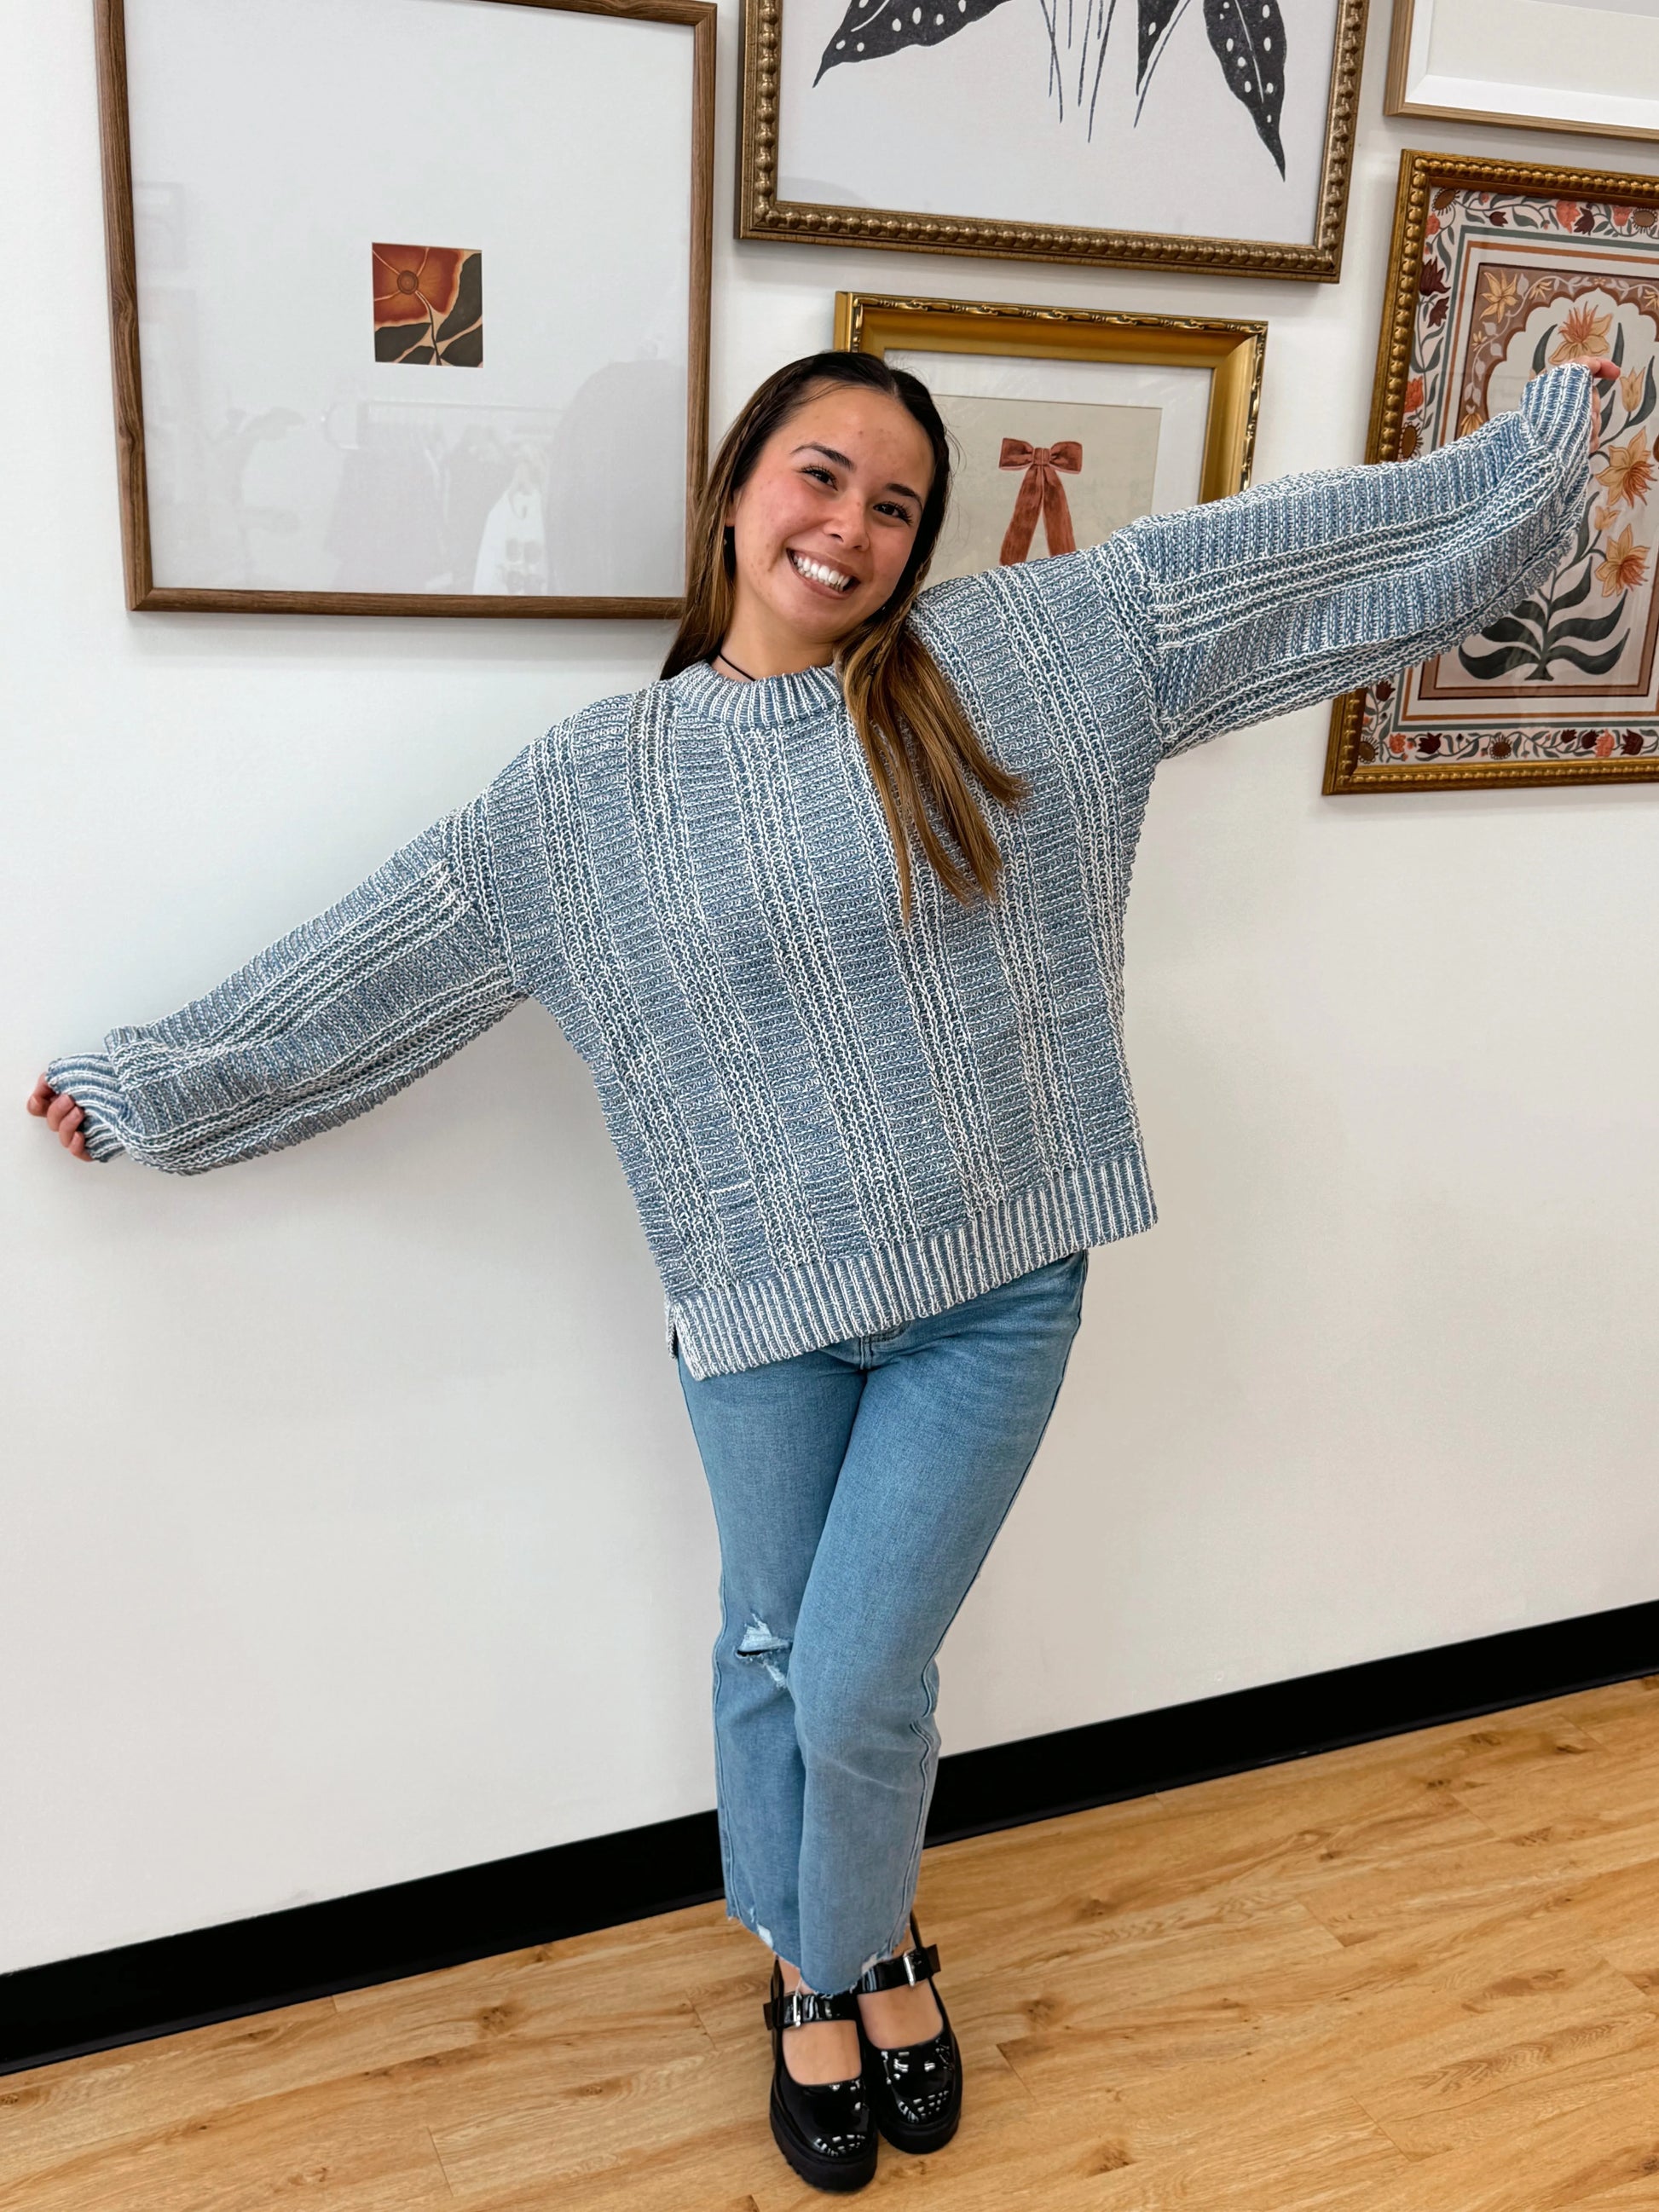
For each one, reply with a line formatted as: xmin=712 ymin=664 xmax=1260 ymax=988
xmin=5 ymin=1595 xmax=1656 ymax=2077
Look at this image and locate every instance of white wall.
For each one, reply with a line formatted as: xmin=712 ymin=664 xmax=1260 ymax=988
xmin=7 ymin=0 xmax=1659 ymax=1978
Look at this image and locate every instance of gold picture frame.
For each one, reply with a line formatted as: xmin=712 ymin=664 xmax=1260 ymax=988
xmin=1325 ymin=149 xmax=1659 ymax=794
xmin=1384 ymin=0 xmax=1659 ymax=146
xmin=836 ymin=294 xmax=1266 ymax=534
xmin=742 ymin=0 xmax=1370 ymax=282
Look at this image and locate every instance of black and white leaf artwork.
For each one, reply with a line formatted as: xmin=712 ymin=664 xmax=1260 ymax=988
xmin=1201 ymin=0 xmax=1286 ymax=175
xmin=815 ymin=0 xmax=1017 ymax=82
xmin=813 ymin=0 xmax=1290 ymax=172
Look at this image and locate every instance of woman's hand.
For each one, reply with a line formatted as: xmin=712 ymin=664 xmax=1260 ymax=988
xmin=26 ymin=1075 xmax=92 ymax=1162
xmin=1582 ymin=356 xmax=1621 ymax=452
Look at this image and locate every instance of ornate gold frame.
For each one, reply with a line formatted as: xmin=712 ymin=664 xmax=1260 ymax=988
xmin=1324 ymin=148 xmax=1659 ymax=795
xmin=1384 ymin=0 xmax=1659 ymax=145
xmin=835 ymin=292 xmax=1266 ymax=500
xmin=740 ymin=0 xmax=1370 ymax=281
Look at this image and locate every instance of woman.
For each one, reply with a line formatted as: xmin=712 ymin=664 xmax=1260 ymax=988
xmin=31 ymin=348 xmax=1611 ymax=2193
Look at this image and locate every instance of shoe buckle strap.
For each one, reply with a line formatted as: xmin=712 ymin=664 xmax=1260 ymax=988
xmin=763 ymin=1985 xmax=861 ymax=2030
xmin=856 ymin=1941 xmax=939 ymax=1993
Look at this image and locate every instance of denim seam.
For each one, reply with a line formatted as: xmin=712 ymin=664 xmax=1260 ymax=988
xmin=887 ymin=1284 xmax=1087 ymax=1942
xmin=708 ymin=1580 xmax=746 ymax=1931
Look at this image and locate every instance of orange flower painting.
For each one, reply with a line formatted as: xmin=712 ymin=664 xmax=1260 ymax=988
xmin=372 ymin=244 xmax=483 ymax=367
xmin=1340 ymin=179 xmax=1659 ymax=786
xmin=1550 ymin=300 xmax=1613 ymax=362
xmin=1597 ymin=525 xmax=1650 ymax=598
xmin=1594 ymin=427 xmax=1656 ymax=511
xmin=1479 ymin=268 xmax=1523 ymax=323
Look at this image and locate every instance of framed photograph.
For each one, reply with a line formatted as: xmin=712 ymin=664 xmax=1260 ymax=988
xmin=1385 ymin=0 xmax=1659 ymax=144
xmin=836 ymin=293 xmax=1265 ymax=581
xmin=1325 ymin=150 xmax=1659 ymax=794
xmin=740 ymin=0 xmax=1367 ymax=280
xmin=95 ymin=0 xmax=715 ymax=617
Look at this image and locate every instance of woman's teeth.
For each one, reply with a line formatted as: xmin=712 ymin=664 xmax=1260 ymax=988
xmin=789 ymin=551 xmax=853 ymax=592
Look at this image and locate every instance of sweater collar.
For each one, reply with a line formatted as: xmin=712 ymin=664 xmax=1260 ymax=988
xmin=667 ymin=658 xmax=843 ymax=728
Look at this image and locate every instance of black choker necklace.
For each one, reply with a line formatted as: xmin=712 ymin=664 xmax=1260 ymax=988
xmin=714 ymin=649 xmax=755 ymax=681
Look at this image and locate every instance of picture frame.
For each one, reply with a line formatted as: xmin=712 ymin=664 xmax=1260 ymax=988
xmin=95 ymin=0 xmax=715 ymax=617
xmin=837 ymin=295 xmax=1265 ymax=584
xmin=740 ymin=0 xmax=1368 ymax=281
xmin=1325 ymin=149 xmax=1659 ymax=794
xmin=1384 ymin=0 xmax=1659 ymax=145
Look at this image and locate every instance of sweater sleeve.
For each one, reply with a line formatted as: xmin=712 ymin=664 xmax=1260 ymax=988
xmin=43 ymin=789 xmax=526 ymax=1175
xmin=1096 ymin=361 xmax=1594 ymax=759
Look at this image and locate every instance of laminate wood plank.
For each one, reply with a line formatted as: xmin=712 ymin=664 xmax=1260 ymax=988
xmin=1340 ymin=2065 xmax=1659 ymax=2212
xmin=897 ymin=1785 xmax=1498 ymax=1998
xmin=0 ymin=1998 xmax=354 ymax=2180
xmin=0 ymin=2064 xmax=453 ymax=2212
xmin=1375 ymin=2019 xmax=1659 ymax=2160
xmin=1347 ymin=1952 xmax=1659 ymax=2126
xmin=1286 ymin=1820 xmax=1591 ymax=1949
xmin=1566 ymin=1674 xmax=1659 ymax=1751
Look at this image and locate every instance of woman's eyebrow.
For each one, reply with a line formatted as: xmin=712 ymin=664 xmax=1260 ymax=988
xmin=791 ymin=442 xmax=922 ymax=505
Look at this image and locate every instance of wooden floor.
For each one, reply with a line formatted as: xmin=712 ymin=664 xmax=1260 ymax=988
xmin=8 ymin=1678 xmax=1659 ymax=2210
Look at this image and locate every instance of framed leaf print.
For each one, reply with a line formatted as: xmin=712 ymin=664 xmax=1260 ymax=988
xmin=740 ymin=0 xmax=1368 ymax=279
xmin=1385 ymin=0 xmax=1659 ymax=145
xmin=1326 ymin=151 xmax=1659 ymax=794
xmin=95 ymin=0 xmax=715 ymax=616
xmin=836 ymin=292 xmax=1264 ymax=581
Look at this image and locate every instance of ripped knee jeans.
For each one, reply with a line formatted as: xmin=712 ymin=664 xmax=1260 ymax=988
xmin=675 ymin=1250 xmax=1088 ymax=1993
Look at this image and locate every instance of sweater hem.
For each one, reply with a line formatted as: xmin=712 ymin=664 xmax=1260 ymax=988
xmin=665 ymin=1149 xmax=1154 ymax=1378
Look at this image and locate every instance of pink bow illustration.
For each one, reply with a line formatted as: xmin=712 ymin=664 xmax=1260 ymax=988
xmin=998 ymin=438 xmax=1083 ymax=563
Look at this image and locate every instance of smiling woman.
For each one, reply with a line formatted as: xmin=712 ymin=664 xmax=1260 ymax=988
xmin=32 ymin=340 xmax=1610 ymax=2200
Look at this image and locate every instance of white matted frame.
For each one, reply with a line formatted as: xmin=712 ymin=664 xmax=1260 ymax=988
xmin=95 ymin=0 xmax=715 ymax=616
xmin=742 ymin=0 xmax=1367 ymax=280
xmin=836 ymin=292 xmax=1265 ymax=581
xmin=1385 ymin=0 xmax=1659 ymax=143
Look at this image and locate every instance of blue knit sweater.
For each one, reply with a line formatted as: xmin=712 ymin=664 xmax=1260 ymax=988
xmin=49 ymin=365 xmax=1593 ymax=1377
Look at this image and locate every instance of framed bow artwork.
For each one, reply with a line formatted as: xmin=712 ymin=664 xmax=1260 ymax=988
xmin=998 ymin=440 xmax=1084 ymax=563
xmin=835 ymin=292 xmax=1266 ymax=584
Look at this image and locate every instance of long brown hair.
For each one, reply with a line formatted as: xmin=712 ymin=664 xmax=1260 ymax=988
xmin=662 ymin=351 xmax=1028 ymax=924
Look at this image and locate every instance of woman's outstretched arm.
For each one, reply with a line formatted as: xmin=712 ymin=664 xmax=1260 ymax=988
xmin=1098 ymin=360 xmax=1604 ymax=759
xmin=29 ymin=785 xmax=525 ymax=1174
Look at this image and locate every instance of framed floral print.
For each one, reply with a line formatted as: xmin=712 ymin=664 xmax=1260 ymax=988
xmin=1325 ymin=151 xmax=1659 ymax=794
xmin=836 ymin=292 xmax=1265 ymax=580
xmin=95 ymin=0 xmax=715 ymax=616
xmin=1385 ymin=0 xmax=1659 ymax=145
xmin=740 ymin=0 xmax=1369 ymax=280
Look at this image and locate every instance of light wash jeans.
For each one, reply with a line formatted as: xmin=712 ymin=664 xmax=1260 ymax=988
xmin=676 ymin=1250 xmax=1089 ymax=1994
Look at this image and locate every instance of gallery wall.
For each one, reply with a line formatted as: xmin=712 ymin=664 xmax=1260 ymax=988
xmin=6 ymin=0 xmax=1659 ymax=1977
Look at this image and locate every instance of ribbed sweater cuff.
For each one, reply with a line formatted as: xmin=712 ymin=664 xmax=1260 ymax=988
xmin=1517 ymin=361 xmax=1593 ymax=482
xmin=42 ymin=1053 xmax=130 ymax=1163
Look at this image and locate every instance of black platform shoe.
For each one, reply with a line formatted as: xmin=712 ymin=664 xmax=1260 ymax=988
xmin=762 ymin=1961 xmax=879 ymax=2192
xmin=854 ymin=1911 xmax=962 ymax=2155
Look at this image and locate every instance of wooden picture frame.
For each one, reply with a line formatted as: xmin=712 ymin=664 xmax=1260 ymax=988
xmin=1384 ymin=0 xmax=1659 ymax=146
xmin=740 ymin=0 xmax=1369 ymax=281
xmin=1325 ymin=149 xmax=1659 ymax=794
xmin=837 ymin=292 xmax=1265 ymax=583
xmin=95 ymin=0 xmax=715 ymax=617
